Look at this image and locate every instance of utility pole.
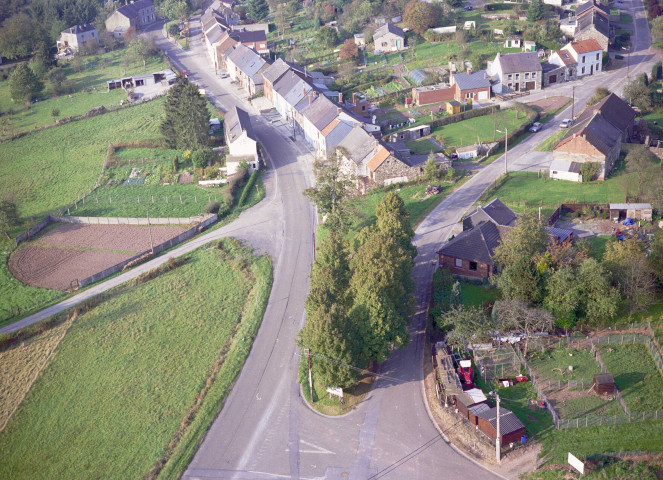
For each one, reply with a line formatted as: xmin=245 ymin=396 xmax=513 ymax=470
xmin=503 ymin=128 xmax=508 ymax=175
xmin=147 ymin=208 xmax=154 ymax=254
xmin=306 ymin=348 xmax=313 ymax=401
xmin=571 ymin=85 xmax=575 ymax=121
xmin=496 ymin=393 xmax=501 ymax=463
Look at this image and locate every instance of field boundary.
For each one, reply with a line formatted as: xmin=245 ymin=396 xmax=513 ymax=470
xmin=76 ymin=214 xmax=217 ymax=287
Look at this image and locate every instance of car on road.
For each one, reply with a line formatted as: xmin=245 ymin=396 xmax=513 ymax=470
xmin=181 ymin=70 xmax=189 ymax=77
xmin=560 ymin=119 xmax=573 ymax=128
xmin=219 ymin=72 xmax=229 ymax=78
xmin=529 ymin=122 xmax=542 ymax=132
xmin=464 ymin=5 xmax=473 ymax=10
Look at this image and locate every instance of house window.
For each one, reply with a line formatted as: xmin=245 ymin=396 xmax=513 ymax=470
xmin=515 ymin=74 xmax=520 ymax=80
xmin=455 ymin=258 xmax=462 ymax=267
xmin=508 ymin=83 xmax=512 ymax=87
xmin=469 ymin=261 xmax=478 ymax=271
xmin=582 ymin=55 xmax=586 ymax=63
xmin=525 ymin=72 xmax=530 ymax=79
xmin=596 ymin=53 xmax=600 ymax=60
xmin=532 ymin=72 xmax=536 ymax=78
xmin=507 ymin=74 xmax=512 ymax=80
xmin=597 ymin=64 xmax=600 ymax=71
xmin=582 ymin=66 xmax=585 ymax=74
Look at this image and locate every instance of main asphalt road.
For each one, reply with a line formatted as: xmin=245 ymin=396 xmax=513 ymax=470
xmin=3 ymin=1 xmax=658 ymax=478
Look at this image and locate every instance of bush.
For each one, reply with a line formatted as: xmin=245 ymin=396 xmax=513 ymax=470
xmin=192 ymin=148 xmax=214 ymax=169
xmin=204 ymin=201 xmax=220 ymax=214
xmin=237 ymin=170 xmax=258 ymax=208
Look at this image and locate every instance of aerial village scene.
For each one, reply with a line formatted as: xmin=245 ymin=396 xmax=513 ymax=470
xmin=1 ymin=0 xmax=663 ymax=477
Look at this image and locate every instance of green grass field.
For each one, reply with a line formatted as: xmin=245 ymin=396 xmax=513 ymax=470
xmin=535 ymin=130 xmax=566 ymax=152
xmin=556 ymin=395 xmax=625 ymax=419
xmin=0 ymin=98 xmax=167 ymax=230
xmin=460 ymin=282 xmax=499 ymax=308
xmin=496 ymin=381 xmax=554 ymax=439
xmin=432 ymin=109 xmax=531 ymax=147
xmin=406 ymin=138 xmax=440 ymax=154
xmin=0 ymin=49 xmax=168 ymax=138
xmin=480 ymin=171 xmax=630 ymax=217
xmin=579 ymin=235 xmax=616 ymax=261
xmin=528 ymin=346 xmax=602 ymax=383
xmin=598 ymin=344 xmax=663 ymax=413
xmin=0 ymin=239 xmax=272 ymax=480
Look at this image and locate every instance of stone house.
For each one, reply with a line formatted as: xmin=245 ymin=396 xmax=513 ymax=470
xmin=214 ymin=34 xmax=238 ymax=71
xmin=372 ymin=23 xmax=405 ymax=53
xmin=105 ymin=0 xmax=156 ymax=37
xmin=388 ymin=124 xmax=431 ymax=142
xmin=487 ymin=52 xmax=542 ymax=94
xmin=546 ymin=48 xmax=578 ymax=85
xmin=229 ymin=30 xmax=269 ymax=56
xmin=57 ymin=24 xmax=98 ymax=55
xmin=224 ymin=106 xmax=259 ymax=175
xmin=292 ymin=92 xmax=340 ymax=157
xmin=551 ymin=93 xmax=636 ymax=181
xmin=262 ymin=58 xmax=291 ymax=105
xmin=574 ymin=10 xmax=611 ymax=52
xmin=451 ymin=69 xmax=491 ymax=102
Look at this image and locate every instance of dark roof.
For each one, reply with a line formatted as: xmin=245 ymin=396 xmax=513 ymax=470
xmin=263 ymin=58 xmax=290 ymax=84
xmin=437 ymin=221 xmax=509 ymax=265
xmin=476 ymin=407 xmax=525 ymax=436
xmin=576 ymin=0 xmax=610 ymax=17
xmin=62 ymin=24 xmax=96 ymax=35
xmin=546 ymin=226 xmax=574 ymax=243
xmin=373 ymin=23 xmax=404 ymax=40
xmin=224 ymin=106 xmax=257 ymax=143
xmin=463 ymin=198 xmax=517 ymax=230
xmin=117 ymin=0 xmax=154 ymax=18
xmin=594 ymin=373 xmax=615 ymax=384
xmin=557 ymin=112 xmax=621 ymax=155
xmin=497 ymin=52 xmax=542 ymax=74
xmin=337 ymin=127 xmax=377 ymax=165
xmin=453 ymin=70 xmax=491 ymax=91
xmin=230 ymin=29 xmax=267 ymax=44
xmin=227 ymin=44 xmax=266 ymax=78
xmin=296 ymin=93 xmax=338 ymax=131
xmin=577 ymin=11 xmax=610 ymax=38
xmin=577 ymin=93 xmax=636 ymax=133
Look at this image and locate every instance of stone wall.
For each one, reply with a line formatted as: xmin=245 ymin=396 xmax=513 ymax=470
xmin=372 ymin=155 xmax=419 ymax=185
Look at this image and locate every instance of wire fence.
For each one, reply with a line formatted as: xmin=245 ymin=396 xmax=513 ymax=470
xmin=474 ymin=348 xmax=521 ymax=382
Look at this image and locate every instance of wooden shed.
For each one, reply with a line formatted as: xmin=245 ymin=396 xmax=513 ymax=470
xmin=609 ymin=203 xmax=653 ymax=222
xmin=593 ymin=373 xmax=615 ymax=395
xmin=475 ymin=406 xmax=526 ymax=445
xmin=446 ymin=100 xmax=461 ymax=115
xmin=468 ymin=402 xmax=491 ymax=426
xmin=455 ymin=388 xmax=488 ymax=420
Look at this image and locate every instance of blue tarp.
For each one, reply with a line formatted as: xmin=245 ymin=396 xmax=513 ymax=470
xmin=617 ymin=234 xmax=625 ymax=241
xmin=623 ymin=217 xmax=635 ymax=226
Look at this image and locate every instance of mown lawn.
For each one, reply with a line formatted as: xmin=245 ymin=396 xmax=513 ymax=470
xmin=406 ymin=138 xmax=440 ymax=154
xmin=432 ymin=109 xmax=531 ymax=148
xmin=480 ymin=171 xmax=630 ymax=217
xmin=460 ymin=282 xmax=499 ymax=308
xmin=0 ymin=49 xmax=168 ymax=137
xmin=556 ymin=395 xmax=625 ymax=419
xmin=598 ymin=344 xmax=663 ymax=413
xmin=0 ymin=239 xmax=272 ymax=480
xmin=527 ymin=346 xmax=602 ymax=383
xmin=579 ymin=234 xmax=616 ymax=261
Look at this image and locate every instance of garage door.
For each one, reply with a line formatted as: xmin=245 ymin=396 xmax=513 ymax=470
xmin=478 ymin=90 xmax=488 ymax=100
xmin=549 ymin=74 xmax=557 ymax=84
xmin=525 ymin=81 xmax=535 ymax=90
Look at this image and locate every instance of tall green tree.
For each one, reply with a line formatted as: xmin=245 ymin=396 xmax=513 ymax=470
xmin=544 ymin=265 xmax=580 ymax=331
xmin=403 ymin=0 xmax=439 ymax=35
xmin=423 ymin=154 xmax=438 ymax=181
xmin=375 ymin=192 xmax=416 ymax=256
xmin=492 ymin=211 xmax=548 ymax=269
xmin=316 ymin=26 xmax=339 ymax=48
xmin=304 ymin=152 xmax=353 ymax=216
xmin=161 ymin=75 xmax=210 ymax=149
xmin=298 ymin=303 xmax=361 ymax=389
xmin=9 ymin=63 xmax=42 ymax=105
xmin=497 ymin=256 xmax=544 ymax=304
xmin=624 ymin=76 xmax=652 ymax=111
xmin=527 ymin=0 xmax=544 ymax=22
xmin=576 ymin=258 xmax=619 ymax=323
xmin=603 ymin=238 xmax=656 ymax=313
xmin=436 ymin=304 xmax=496 ymax=350
xmin=246 ymin=0 xmax=269 ymax=21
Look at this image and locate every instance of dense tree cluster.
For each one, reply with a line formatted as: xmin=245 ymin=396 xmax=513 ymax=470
xmin=299 ymin=169 xmax=416 ymax=389
xmin=161 ymin=75 xmax=210 ymax=150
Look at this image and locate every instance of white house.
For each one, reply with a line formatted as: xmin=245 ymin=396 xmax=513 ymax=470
xmin=57 ymin=24 xmax=98 ymax=55
xmin=456 ymin=145 xmax=479 ymax=159
xmin=224 ymin=106 xmax=259 ymax=175
xmin=564 ymin=39 xmax=603 ymax=77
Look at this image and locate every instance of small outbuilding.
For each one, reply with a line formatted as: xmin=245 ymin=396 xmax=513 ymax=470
xmin=446 ymin=100 xmax=461 ymax=115
xmin=475 ymin=406 xmax=526 ymax=445
xmin=455 ymin=388 xmax=488 ymax=420
xmin=609 ymin=203 xmax=653 ymax=222
xmin=593 ymin=373 xmax=616 ymax=395
xmin=456 ymin=144 xmax=479 ymax=160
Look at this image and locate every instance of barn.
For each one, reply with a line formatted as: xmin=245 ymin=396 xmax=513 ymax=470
xmin=593 ymin=373 xmax=616 ymax=395
xmin=609 ymin=203 xmax=653 ymax=222
xmin=475 ymin=406 xmax=526 ymax=445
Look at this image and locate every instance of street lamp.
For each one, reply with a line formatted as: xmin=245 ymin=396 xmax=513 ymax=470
xmin=496 ymin=128 xmax=508 ymax=175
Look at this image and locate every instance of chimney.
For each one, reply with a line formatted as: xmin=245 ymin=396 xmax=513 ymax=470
xmin=337 ymin=108 xmax=342 ymax=114
xmin=303 ymin=87 xmax=306 ymax=96
xmin=309 ymin=93 xmax=312 ymax=105
xmin=467 ymin=67 xmax=472 ymax=76
xmin=353 ymin=92 xmax=358 ymax=105
xmin=338 ymin=92 xmax=343 ymax=104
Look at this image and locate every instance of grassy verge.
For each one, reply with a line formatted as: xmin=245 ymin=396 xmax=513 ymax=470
xmin=0 ymin=238 xmax=272 ymax=480
xmin=535 ymin=130 xmax=566 ymax=152
xmin=300 ymin=366 xmax=375 ymax=416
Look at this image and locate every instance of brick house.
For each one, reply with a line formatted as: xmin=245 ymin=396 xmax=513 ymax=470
xmin=450 ymin=69 xmax=491 ymax=102
xmin=372 ymin=23 xmax=405 ymax=53
xmin=551 ymin=93 xmax=635 ymax=181
xmin=57 ymin=24 xmax=98 ymax=55
xmin=412 ymin=84 xmax=455 ymax=106
xmin=226 ymin=44 xmax=268 ymax=96
xmin=574 ymin=10 xmax=611 ymax=52
xmin=105 ymin=0 xmax=156 ymax=37
xmin=262 ymin=58 xmax=291 ymax=104
xmin=487 ymin=52 xmax=542 ymax=94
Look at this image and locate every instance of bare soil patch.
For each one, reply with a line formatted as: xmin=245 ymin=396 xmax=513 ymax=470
xmin=9 ymin=223 xmax=189 ymax=290
xmin=35 ymin=223 xmax=188 ymax=253
xmin=527 ymin=96 xmax=571 ymax=114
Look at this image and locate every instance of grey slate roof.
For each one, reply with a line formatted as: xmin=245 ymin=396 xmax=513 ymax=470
xmin=296 ymin=94 xmax=338 ymax=131
xmin=609 ymin=203 xmax=653 ymax=210
xmin=62 ymin=24 xmax=96 ymax=35
xmin=117 ymin=0 xmax=153 ymax=18
xmin=227 ymin=44 xmax=266 ymax=78
xmin=337 ymin=127 xmax=377 ymax=165
xmin=463 ymin=198 xmax=517 ymax=231
xmin=230 ymin=29 xmax=267 ymax=44
xmin=576 ymin=0 xmax=610 ymax=17
xmin=437 ymin=220 xmax=508 ymax=265
xmin=324 ymin=120 xmax=354 ymax=149
xmin=558 ymin=113 xmax=621 ymax=155
xmin=577 ymin=93 xmax=636 ymax=133
xmin=577 ymin=11 xmax=610 ymax=38
xmin=453 ymin=70 xmax=491 ymax=90
xmin=498 ymin=52 xmax=542 ymax=74
xmin=475 ymin=407 xmax=525 ymax=436
xmin=224 ymin=106 xmax=257 ymax=143
xmin=206 ymin=24 xmax=225 ymax=45
xmin=546 ymin=226 xmax=574 ymax=243
xmin=274 ymin=72 xmax=312 ymax=106
xmin=373 ymin=23 xmax=404 ymax=40
xmin=263 ymin=58 xmax=290 ymax=84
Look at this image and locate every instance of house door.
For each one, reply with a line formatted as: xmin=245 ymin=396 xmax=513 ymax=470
xmin=419 ymin=128 xmax=424 ymax=137
xmin=590 ymin=65 xmax=593 ymax=74
xmin=514 ymin=83 xmax=519 ymax=91
xmin=525 ymin=81 xmax=535 ymax=90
